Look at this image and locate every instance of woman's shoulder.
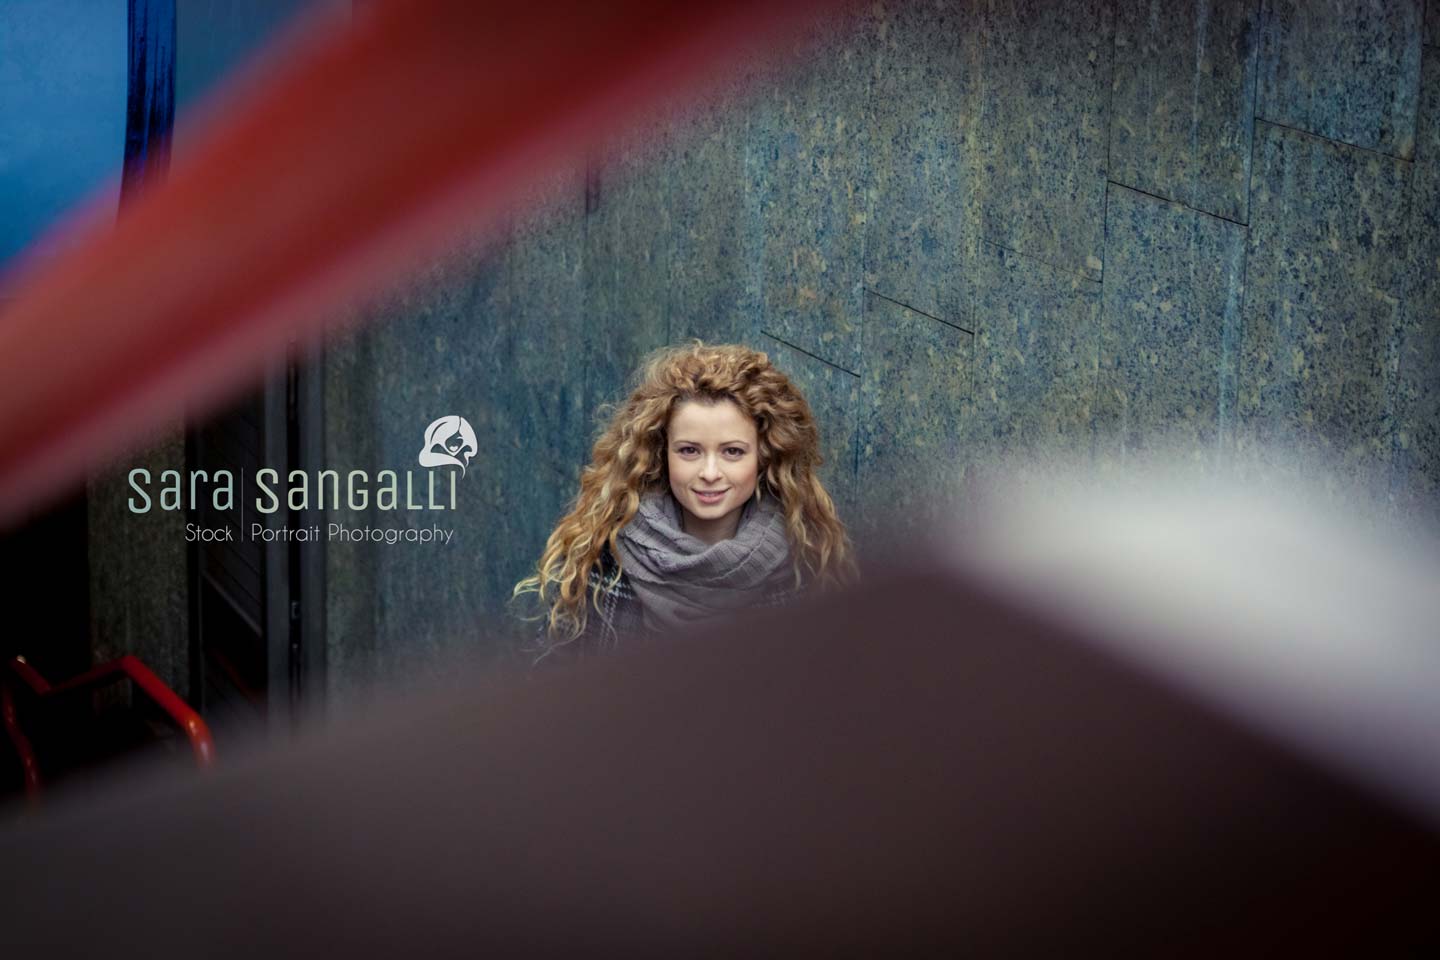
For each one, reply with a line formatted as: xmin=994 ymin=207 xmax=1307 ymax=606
xmin=530 ymin=556 xmax=632 ymax=667
xmin=589 ymin=543 xmax=634 ymax=597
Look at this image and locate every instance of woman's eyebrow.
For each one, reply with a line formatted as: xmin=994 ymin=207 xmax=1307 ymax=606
xmin=671 ymin=439 xmax=752 ymax=447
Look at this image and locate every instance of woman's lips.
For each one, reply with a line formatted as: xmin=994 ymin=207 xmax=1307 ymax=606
xmin=694 ymin=489 xmax=728 ymax=504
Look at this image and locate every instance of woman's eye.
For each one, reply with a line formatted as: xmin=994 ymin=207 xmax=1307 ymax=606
xmin=678 ymin=446 xmax=698 ymax=455
xmin=725 ymin=447 xmax=745 ymax=457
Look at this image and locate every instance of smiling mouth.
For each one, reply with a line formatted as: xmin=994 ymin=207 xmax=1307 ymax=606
xmin=694 ymin=489 xmax=728 ymax=501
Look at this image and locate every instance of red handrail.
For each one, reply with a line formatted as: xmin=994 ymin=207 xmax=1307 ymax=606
xmin=1 ymin=681 xmax=41 ymax=802
xmin=4 ymin=655 xmax=216 ymax=776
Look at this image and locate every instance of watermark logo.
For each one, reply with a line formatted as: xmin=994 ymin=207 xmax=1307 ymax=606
xmin=419 ymin=416 xmax=477 ymax=476
xmin=129 ymin=412 xmax=478 ymax=543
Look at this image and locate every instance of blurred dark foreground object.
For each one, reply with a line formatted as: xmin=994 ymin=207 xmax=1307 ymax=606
xmin=2 ymin=552 xmax=1437 ymax=956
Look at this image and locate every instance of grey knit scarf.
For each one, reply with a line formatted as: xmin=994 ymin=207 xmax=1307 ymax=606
xmin=614 ymin=488 xmax=793 ymax=635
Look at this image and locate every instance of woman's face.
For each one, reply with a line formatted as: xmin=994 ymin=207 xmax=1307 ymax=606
xmin=666 ymin=399 xmax=760 ymax=544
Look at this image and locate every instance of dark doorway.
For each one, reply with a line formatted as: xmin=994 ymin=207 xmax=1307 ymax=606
xmin=187 ymin=348 xmax=324 ymax=741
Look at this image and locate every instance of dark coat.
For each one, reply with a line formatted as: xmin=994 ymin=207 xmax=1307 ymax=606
xmin=530 ymin=544 xmax=806 ymax=665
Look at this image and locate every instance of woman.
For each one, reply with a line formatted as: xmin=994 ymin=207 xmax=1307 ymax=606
xmin=514 ymin=342 xmax=855 ymax=662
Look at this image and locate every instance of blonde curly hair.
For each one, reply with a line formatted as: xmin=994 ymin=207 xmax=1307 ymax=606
xmin=514 ymin=341 xmax=856 ymax=643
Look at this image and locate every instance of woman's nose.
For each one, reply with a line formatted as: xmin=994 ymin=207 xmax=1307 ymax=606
xmin=700 ymin=455 xmax=722 ymax=481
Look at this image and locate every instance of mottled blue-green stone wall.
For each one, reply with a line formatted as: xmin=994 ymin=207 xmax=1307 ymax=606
xmin=324 ymin=0 xmax=1440 ymax=705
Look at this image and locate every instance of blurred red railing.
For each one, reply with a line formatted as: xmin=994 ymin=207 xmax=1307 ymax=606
xmin=2 ymin=655 xmax=215 ymax=802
